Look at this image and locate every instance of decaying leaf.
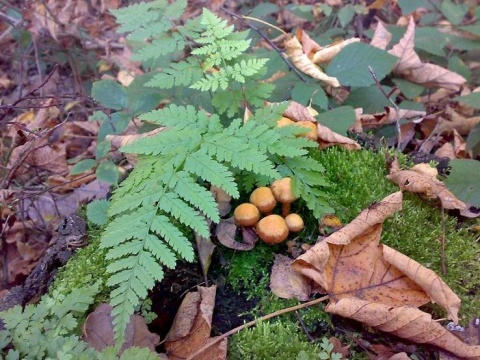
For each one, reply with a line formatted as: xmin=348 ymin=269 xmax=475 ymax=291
xmin=387 ymin=159 xmax=466 ymax=211
xmin=165 ymin=286 xmax=227 ymax=360
xmin=270 ymin=254 xmax=312 ymax=301
xmin=357 ymin=107 xmax=426 ymax=130
xmin=82 ymin=303 xmax=160 ymax=353
xmin=291 ymin=192 xmax=478 ymax=357
xmin=215 ymin=217 xmax=257 ymax=251
xmin=196 ymin=232 xmax=216 ymax=278
xmin=284 ymin=32 xmax=341 ymax=87
xmin=388 ymin=17 xmax=466 ymax=91
xmin=327 ymin=298 xmax=480 ymax=359
xmin=370 ymin=22 xmax=392 ymax=50
xmin=210 ymin=185 xmax=231 ymax=217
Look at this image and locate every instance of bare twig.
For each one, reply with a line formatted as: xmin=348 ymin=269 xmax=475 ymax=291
xmin=185 ymin=295 xmax=329 ymax=360
xmin=368 ymin=66 xmax=402 ymax=150
xmin=221 ymin=7 xmax=307 ymax=82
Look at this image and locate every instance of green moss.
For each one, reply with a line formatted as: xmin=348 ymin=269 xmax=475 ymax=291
xmin=228 ymin=320 xmax=329 ymax=360
xmin=314 ymin=147 xmax=480 ymax=322
xmin=48 ymin=226 xmax=109 ymax=303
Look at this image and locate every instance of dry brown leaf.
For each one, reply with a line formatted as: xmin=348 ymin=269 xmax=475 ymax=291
xmin=284 ymin=33 xmax=341 ymax=87
xmin=312 ymin=38 xmax=360 ymax=64
xmin=215 ymin=217 xmax=257 ymax=251
xmin=389 ymin=17 xmax=466 ymax=91
xmin=436 ymin=107 xmax=480 ymax=135
xmin=82 ymin=303 xmax=160 ymax=353
xmin=165 ymin=286 xmax=227 ymax=360
xmin=196 ymin=231 xmax=216 ymax=277
xmin=106 ymin=127 xmax=165 ymax=149
xmin=387 ymin=159 xmax=466 ymax=211
xmin=370 ymin=22 xmax=392 ymax=50
xmin=329 ymin=336 xmax=350 ymax=358
xmin=327 ymin=298 xmax=480 ymax=359
xmin=270 ymin=254 xmax=312 ymax=301
xmin=210 ymin=185 xmax=231 ymax=217
xmin=435 ymin=142 xmax=456 ymax=159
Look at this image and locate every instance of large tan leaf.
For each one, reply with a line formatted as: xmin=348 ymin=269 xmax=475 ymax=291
xmin=327 ymin=298 xmax=480 ymax=359
xmin=370 ymin=22 xmax=392 ymax=50
xmin=270 ymin=254 xmax=312 ymax=301
xmin=165 ymin=286 xmax=227 ymax=360
xmin=387 ymin=159 xmax=466 ymax=211
xmin=388 ymin=17 xmax=466 ymax=91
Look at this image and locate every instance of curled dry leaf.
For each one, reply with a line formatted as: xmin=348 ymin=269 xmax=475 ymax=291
xmin=210 ymin=185 xmax=231 ymax=217
xmin=436 ymin=106 xmax=480 ymax=136
xmin=165 ymin=286 xmax=227 ymax=360
xmin=82 ymin=303 xmax=160 ymax=353
xmin=215 ymin=217 xmax=258 ymax=251
xmin=387 ymin=159 xmax=466 ymax=211
xmin=269 ymin=254 xmax=312 ymax=301
xmin=388 ymin=17 xmax=466 ymax=92
xmin=292 ymin=191 xmax=475 ymax=356
xmin=311 ymin=38 xmax=361 ymax=64
xmin=327 ymin=298 xmax=480 ymax=359
xmin=355 ymin=107 xmax=425 ymax=130
xmin=284 ymin=33 xmax=341 ymax=87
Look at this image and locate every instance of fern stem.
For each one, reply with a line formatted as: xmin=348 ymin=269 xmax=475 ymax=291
xmin=185 ymin=295 xmax=330 ymax=360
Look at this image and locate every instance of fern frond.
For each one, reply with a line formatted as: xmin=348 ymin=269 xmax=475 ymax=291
xmin=132 ymin=33 xmax=186 ymax=62
xmin=145 ymin=59 xmax=204 ymax=89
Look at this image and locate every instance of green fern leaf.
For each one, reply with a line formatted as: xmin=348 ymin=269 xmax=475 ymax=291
xmin=145 ymin=59 xmax=203 ymax=89
xmin=132 ymin=34 xmax=186 ymax=62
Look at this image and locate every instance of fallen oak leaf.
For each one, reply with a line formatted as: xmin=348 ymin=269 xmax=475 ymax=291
xmin=326 ymin=298 xmax=480 ymax=359
xmin=270 ymin=254 xmax=312 ymax=301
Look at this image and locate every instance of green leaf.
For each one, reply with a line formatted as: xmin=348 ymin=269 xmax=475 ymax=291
xmin=466 ymin=123 xmax=480 ymax=157
xmin=96 ymin=141 xmax=111 ymax=160
xmin=69 ymin=159 xmax=96 ymax=175
xmin=337 ymin=5 xmax=355 ymax=28
xmin=96 ymin=161 xmax=119 ymax=184
xmin=453 ymin=92 xmax=480 ymax=109
xmin=291 ymin=82 xmax=328 ymax=110
xmin=98 ymin=112 xmax=131 ymax=140
xmin=448 ymin=56 xmax=471 ymax=83
xmin=344 ymin=85 xmax=393 ymax=114
xmin=415 ymin=27 xmax=447 ymax=57
xmin=441 ymin=0 xmax=468 ymax=26
xmin=392 ymin=78 xmax=425 ymax=99
xmin=86 ymin=199 xmax=110 ymax=226
xmin=92 ymin=80 xmax=128 ymax=110
xmin=326 ymin=43 xmax=398 ymax=87
xmin=398 ymin=0 xmax=434 ymax=14
xmin=317 ymin=106 xmax=356 ymax=135
xmin=444 ymin=159 xmax=480 ymax=207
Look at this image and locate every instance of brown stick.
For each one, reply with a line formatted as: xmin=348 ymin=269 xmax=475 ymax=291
xmin=185 ymin=295 xmax=329 ymax=360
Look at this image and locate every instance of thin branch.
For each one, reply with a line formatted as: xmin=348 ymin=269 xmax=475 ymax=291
xmin=185 ymin=295 xmax=329 ymax=360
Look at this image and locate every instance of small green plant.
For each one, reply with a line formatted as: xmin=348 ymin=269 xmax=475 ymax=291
xmin=95 ymin=1 xmax=333 ymax=343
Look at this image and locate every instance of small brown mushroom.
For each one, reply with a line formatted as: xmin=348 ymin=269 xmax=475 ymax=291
xmin=256 ymin=215 xmax=289 ymax=244
xmin=233 ymin=203 xmax=260 ymax=227
xmin=270 ymin=177 xmax=297 ymax=217
xmin=284 ymin=213 xmax=304 ymax=232
xmin=295 ymin=121 xmax=318 ymax=141
xmin=249 ymin=187 xmax=277 ymax=214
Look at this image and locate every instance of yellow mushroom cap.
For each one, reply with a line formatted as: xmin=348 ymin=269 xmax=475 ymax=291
xmin=256 ymin=215 xmax=289 ymax=244
xmin=233 ymin=203 xmax=260 ymax=227
xmin=249 ymin=187 xmax=277 ymax=214
xmin=295 ymin=121 xmax=318 ymax=141
xmin=277 ymin=117 xmax=295 ymax=127
xmin=271 ymin=178 xmax=297 ymax=204
xmin=285 ymin=213 xmax=304 ymax=232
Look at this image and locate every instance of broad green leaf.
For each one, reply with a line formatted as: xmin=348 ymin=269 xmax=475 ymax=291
xmin=466 ymin=123 xmax=480 ymax=156
xmin=415 ymin=27 xmax=447 ymax=57
xmin=249 ymin=3 xmax=279 ymax=18
xmin=92 ymin=80 xmax=128 ymax=110
xmin=98 ymin=112 xmax=131 ymax=140
xmin=69 ymin=159 xmax=96 ymax=175
xmin=441 ymin=0 xmax=468 ymax=26
xmin=448 ymin=56 xmax=471 ymax=83
xmin=444 ymin=159 xmax=480 ymax=207
xmin=344 ymin=85 xmax=393 ymax=114
xmin=326 ymin=43 xmax=398 ymax=87
xmin=285 ymin=4 xmax=315 ymax=22
xmin=291 ymin=82 xmax=328 ymax=110
xmin=392 ymin=79 xmax=425 ymax=99
xmin=459 ymin=24 xmax=480 ymax=37
xmin=126 ymin=73 xmax=163 ymax=115
xmin=337 ymin=5 xmax=355 ymax=28
xmin=398 ymin=0 xmax=434 ymax=14
xmin=453 ymin=92 xmax=480 ymax=109
xmin=86 ymin=199 xmax=110 ymax=226
xmin=96 ymin=140 xmax=112 ymax=160
xmin=317 ymin=106 xmax=355 ymax=135
xmin=96 ymin=161 xmax=119 ymax=184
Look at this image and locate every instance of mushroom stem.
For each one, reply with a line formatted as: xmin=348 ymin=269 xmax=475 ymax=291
xmin=282 ymin=203 xmax=291 ymax=217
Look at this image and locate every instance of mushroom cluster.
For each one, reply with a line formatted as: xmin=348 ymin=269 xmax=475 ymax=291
xmin=277 ymin=116 xmax=318 ymax=142
xmin=233 ymin=178 xmax=304 ymax=245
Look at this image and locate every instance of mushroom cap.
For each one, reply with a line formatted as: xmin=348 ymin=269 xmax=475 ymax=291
xmin=233 ymin=203 xmax=260 ymax=227
xmin=284 ymin=213 xmax=304 ymax=232
xmin=256 ymin=215 xmax=289 ymax=244
xmin=249 ymin=187 xmax=277 ymax=213
xmin=295 ymin=121 xmax=318 ymax=141
xmin=270 ymin=177 xmax=297 ymax=204
xmin=277 ymin=117 xmax=295 ymax=127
